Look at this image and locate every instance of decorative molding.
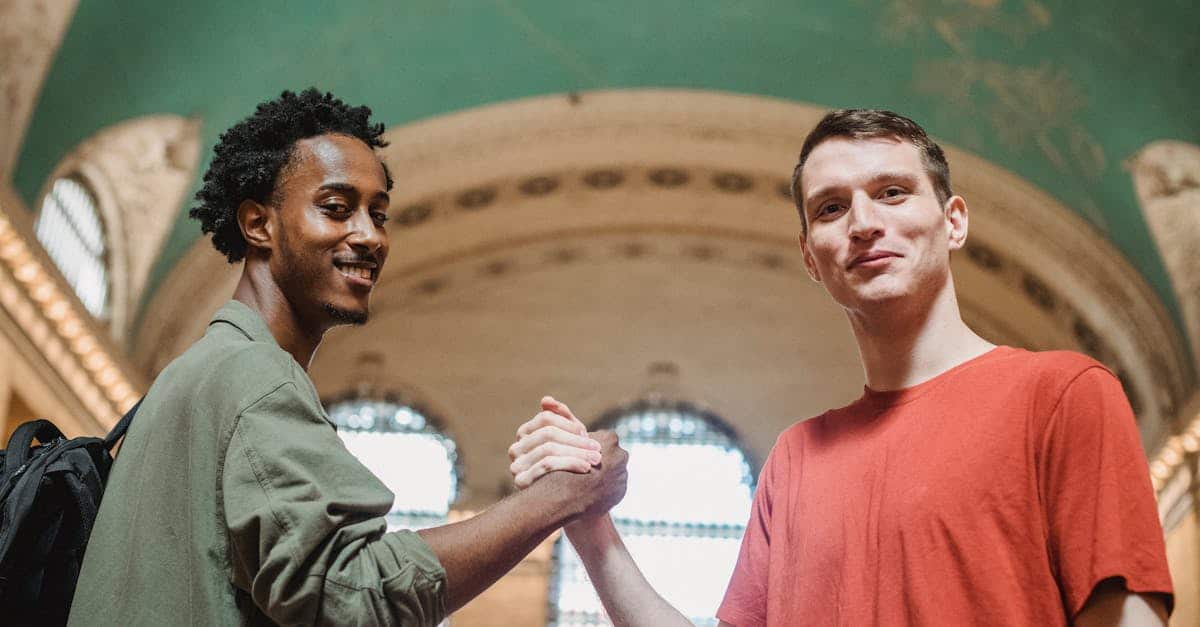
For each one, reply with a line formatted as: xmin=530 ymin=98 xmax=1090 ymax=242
xmin=136 ymin=89 xmax=1190 ymax=485
xmin=38 ymin=115 xmax=202 ymax=347
xmin=955 ymin=150 xmax=1192 ymax=443
xmin=1129 ymin=141 xmax=1200 ymax=200
xmin=0 ymin=204 xmax=143 ymax=430
xmin=1147 ymin=393 xmax=1195 ymax=494
xmin=0 ymin=0 xmax=78 ymax=176
xmin=380 ymin=160 xmax=1182 ymax=431
xmin=1128 ymin=141 xmax=1200 ymax=370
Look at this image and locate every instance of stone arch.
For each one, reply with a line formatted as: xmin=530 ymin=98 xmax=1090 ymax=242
xmin=36 ymin=114 xmax=201 ymax=346
xmin=1128 ymin=140 xmax=1200 ymax=371
xmin=137 ymin=89 xmax=1190 ymax=470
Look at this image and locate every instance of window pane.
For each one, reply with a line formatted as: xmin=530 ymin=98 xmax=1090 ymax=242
xmin=613 ymin=442 xmax=752 ymax=525
xmin=34 ymin=178 xmax=108 ymax=317
xmin=325 ymin=398 xmax=459 ymax=532
xmin=549 ymin=403 xmax=755 ymax=626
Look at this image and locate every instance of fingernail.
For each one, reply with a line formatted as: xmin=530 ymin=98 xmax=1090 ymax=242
xmin=589 ymin=452 xmax=602 ymax=463
xmin=589 ymin=440 xmax=601 ymax=450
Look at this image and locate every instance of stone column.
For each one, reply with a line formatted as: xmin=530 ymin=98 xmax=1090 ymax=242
xmin=1128 ymin=141 xmax=1200 ymax=374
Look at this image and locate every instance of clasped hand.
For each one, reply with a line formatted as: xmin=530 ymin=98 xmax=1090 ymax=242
xmin=508 ymin=396 xmax=628 ymax=519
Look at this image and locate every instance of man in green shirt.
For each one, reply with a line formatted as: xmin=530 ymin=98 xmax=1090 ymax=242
xmin=69 ymin=89 xmax=627 ymax=626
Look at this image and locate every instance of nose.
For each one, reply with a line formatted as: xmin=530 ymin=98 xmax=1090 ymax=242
xmin=347 ymin=207 xmax=387 ymax=257
xmin=846 ymin=193 xmax=884 ymax=242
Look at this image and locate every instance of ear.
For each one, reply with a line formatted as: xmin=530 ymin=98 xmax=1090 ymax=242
xmin=237 ymin=199 xmax=274 ymax=253
xmin=944 ymin=195 xmax=968 ymax=251
xmin=798 ymin=232 xmax=822 ymax=283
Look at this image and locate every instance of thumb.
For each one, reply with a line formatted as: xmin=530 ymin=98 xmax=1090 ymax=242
xmin=542 ymin=396 xmax=587 ymax=435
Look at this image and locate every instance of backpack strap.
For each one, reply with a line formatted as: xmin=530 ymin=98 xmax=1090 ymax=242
xmin=2 ymin=420 xmax=65 ymax=481
xmin=102 ymin=398 xmax=142 ymax=451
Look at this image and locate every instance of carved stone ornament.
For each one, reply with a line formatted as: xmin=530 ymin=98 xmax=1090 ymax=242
xmin=1128 ymin=141 xmax=1200 ymax=370
xmin=0 ymin=0 xmax=79 ymax=176
xmin=42 ymin=115 xmax=201 ymax=346
xmin=138 ymin=89 xmax=1191 ymax=457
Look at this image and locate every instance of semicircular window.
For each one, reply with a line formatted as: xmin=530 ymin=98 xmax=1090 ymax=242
xmin=34 ymin=177 xmax=108 ymax=317
xmin=549 ymin=400 xmax=756 ymax=626
xmin=325 ymin=396 xmax=461 ymax=531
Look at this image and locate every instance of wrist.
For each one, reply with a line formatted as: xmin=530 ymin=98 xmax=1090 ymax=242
xmin=565 ymin=513 xmax=619 ymax=557
xmin=523 ymin=474 xmax=586 ymax=525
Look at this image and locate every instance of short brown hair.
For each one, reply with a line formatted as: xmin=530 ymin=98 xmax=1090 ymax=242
xmin=791 ymin=109 xmax=952 ymax=238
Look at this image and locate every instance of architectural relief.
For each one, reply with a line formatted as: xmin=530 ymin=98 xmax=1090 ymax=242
xmin=0 ymin=0 xmax=78 ymax=176
xmin=0 ymin=203 xmax=143 ymax=432
xmin=45 ymin=115 xmax=201 ymax=346
xmin=135 ymin=90 xmax=1191 ymax=498
xmin=1129 ymin=140 xmax=1200 ymax=371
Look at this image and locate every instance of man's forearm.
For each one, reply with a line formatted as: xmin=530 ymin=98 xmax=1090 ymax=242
xmin=566 ymin=514 xmax=691 ymax=627
xmin=417 ymin=481 xmax=577 ymax=614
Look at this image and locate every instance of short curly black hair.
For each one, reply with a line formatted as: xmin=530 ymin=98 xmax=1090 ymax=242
xmin=191 ymin=88 xmax=392 ymax=262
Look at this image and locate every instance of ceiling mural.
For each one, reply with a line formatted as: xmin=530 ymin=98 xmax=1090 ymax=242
xmin=9 ymin=0 xmax=1198 ymax=326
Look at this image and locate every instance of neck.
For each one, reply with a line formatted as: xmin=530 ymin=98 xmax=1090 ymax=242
xmin=232 ymin=260 xmax=325 ymax=370
xmin=846 ymin=276 xmax=994 ymax=392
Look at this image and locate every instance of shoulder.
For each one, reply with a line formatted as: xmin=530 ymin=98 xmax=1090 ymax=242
xmin=770 ymin=414 xmax=827 ymax=460
xmin=151 ymin=329 xmax=308 ymax=415
xmin=1023 ymin=347 xmax=1116 ymax=385
xmin=984 ymin=346 xmax=1116 ymax=394
xmin=1005 ymin=347 xmax=1108 ymax=376
xmin=972 ymin=348 xmax=1131 ymax=433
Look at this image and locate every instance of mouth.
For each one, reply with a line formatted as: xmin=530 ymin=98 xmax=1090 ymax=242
xmin=333 ymin=260 xmax=378 ymax=288
xmin=847 ymin=250 xmax=901 ymax=270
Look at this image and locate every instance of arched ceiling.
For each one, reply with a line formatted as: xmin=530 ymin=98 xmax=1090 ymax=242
xmin=132 ymin=91 xmax=1192 ymax=483
xmin=11 ymin=0 xmax=1200 ymax=325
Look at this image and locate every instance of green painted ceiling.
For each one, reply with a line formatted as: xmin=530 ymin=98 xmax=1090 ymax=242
xmin=13 ymin=0 xmax=1200 ymax=324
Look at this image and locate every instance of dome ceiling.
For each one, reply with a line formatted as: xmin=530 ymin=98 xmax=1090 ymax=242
xmin=11 ymin=0 xmax=1199 ymax=323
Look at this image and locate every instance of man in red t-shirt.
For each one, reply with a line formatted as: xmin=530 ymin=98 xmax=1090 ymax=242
xmin=507 ymin=109 xmax=1173 ymax=625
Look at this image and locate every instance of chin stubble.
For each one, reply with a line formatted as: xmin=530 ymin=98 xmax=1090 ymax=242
xmin=323 ymin=302 xmax=368 ymax=326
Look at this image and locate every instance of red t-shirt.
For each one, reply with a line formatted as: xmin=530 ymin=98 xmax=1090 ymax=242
xmin=717 ymin=347 xmax=1173 ymax=626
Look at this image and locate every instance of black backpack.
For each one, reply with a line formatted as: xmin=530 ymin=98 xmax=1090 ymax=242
xmin=0 ymin=401 xmax=139 ymax=625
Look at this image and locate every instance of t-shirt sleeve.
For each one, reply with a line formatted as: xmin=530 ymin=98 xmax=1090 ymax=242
xmin=1039 ymin=366 xmax=1173 ymax=618
xmin=717 ymin=437 xmax=787 ymax=627
xmin=222 ymin=380 xmax=447 ymax=626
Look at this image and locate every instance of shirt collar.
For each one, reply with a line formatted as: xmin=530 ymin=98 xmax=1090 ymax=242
xmin=209 ymin=299 xmax=279 ymax=346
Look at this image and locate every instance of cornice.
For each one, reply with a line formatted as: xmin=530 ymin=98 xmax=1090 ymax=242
xmin=0 ymin=203 xmax=143 ymax=430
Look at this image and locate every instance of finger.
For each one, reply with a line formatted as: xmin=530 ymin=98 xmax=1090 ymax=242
xmin=511 ymin=440 xmax=602 ymax=475
xmin=517 ymin=410 xmax=584 ymax=438
xmin=541 ymin=396 xmax=586 ymax=434
xmin=511 ymin=441 xmax=601 ymax=475
xmin=532 ymin=425 xmax=601 ymax=452
xmin=514 ymin=417 xmax=600 ymax=453
xmin=514 ymin=455 xmax=594 ymax=489
xmin=509 ymin=425 xmax=600 ymax=461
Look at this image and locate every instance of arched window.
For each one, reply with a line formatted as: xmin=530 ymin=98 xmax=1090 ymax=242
xmin=34 ymin=177 xmax=109 ymax=318
xmin=325 ymin=395 xmax=461 ymax=531
xmin=549 ymin=400 xmax=756 ymax=626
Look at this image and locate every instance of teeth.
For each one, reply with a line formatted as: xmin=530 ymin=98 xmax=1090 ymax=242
xmin=337 ymin=265 xmax=372 ymax=281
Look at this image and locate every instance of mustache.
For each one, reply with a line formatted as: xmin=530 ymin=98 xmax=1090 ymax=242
xmin=332 ymin=252 xmax=381 ymax=267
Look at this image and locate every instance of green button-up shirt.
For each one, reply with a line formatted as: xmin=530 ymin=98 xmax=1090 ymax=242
xmin=69 ymin=300 xmax=447 ymax=626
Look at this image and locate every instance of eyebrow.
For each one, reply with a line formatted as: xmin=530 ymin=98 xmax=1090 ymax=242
xmin=804 ymin=171 xmax=922 ymax=210
xmin=318 ymin=182 xmax=390 ymax=203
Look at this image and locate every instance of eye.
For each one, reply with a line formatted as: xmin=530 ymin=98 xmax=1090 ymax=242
xmin=322 ymin=202 xmax=351 ymax=215
xmin=370 ymin=211 xmax=388 ymax=226
xmin=815 ymin=202 xmax=846 ymax=219
xmin=879 ymin=186 xmax=907 ymax=200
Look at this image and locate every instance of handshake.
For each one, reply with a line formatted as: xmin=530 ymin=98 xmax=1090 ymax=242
xmin=507 ymin=396 xmax=630 ymax=524
xmin=506 ymin=396 xmax=693 ymax=626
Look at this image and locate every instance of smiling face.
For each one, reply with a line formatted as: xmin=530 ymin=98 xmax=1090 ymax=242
xmin=798 ymin=136 xmax=967 ymax=313
xmin=267 ymin=133 xmax=391 ymax=327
